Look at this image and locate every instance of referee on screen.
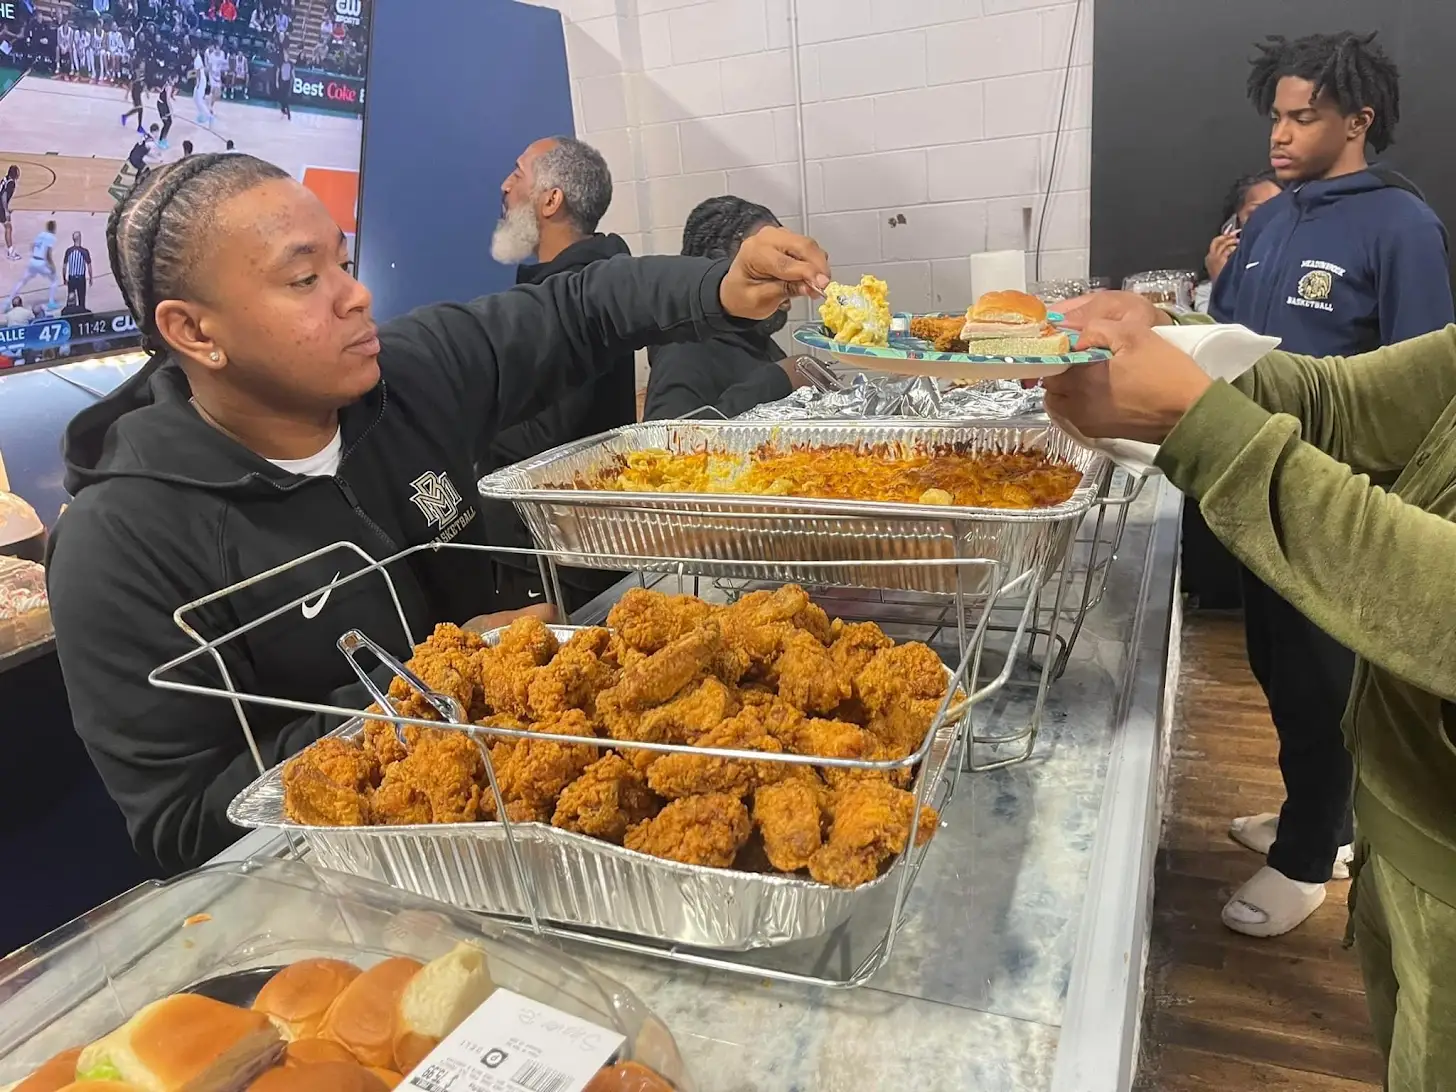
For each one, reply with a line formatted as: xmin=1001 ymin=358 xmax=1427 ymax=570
xmin=63 ymin=232 xmax=93 ymax=311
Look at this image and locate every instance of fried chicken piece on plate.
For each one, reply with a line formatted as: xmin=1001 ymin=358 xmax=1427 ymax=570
xmin=375 ymin=726 xmax=488 ymax=824
xmin=490 ymin=708 xmax=601 ymax=818
xmin=424 ymin=622 xmax=488 ymax=655
xmin=772 ymin=630 xmax=852 ymax=715
xmin=646 ymin=707 xmax=789 ymax=800
xmin=752 ymin=778 xmax=826 ymax=872
xmin=725 ymin=585 xmax=831 ymax=642
xmin=773 ymin=716 xmax=912 ymax=790
xmin=808 ymin=781 xmax=939 ymax=888
xmin=552 ymin=753 xmax=661 ymax=843
xmin=827 ymin=620 xmax=894 ymax=676
xmin=855 ymin=642 xmax=949 ymax=716
xmin=494 ymin=615 xmax=559 ymax=664
xmin=606 ymin=586 xmax=717 ymax=654
xmin=624 ymin=793 xmax=751 ymax=868
xmin=613 ymin=622 xmax=722 ymax=711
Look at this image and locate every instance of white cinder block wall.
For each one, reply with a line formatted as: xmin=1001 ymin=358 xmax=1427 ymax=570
xmin=523 ymin=0 xmax=1092 ymax=380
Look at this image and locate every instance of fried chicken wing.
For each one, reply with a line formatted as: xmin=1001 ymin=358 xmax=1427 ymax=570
xmin=645 ymin=707 xmax=788 ymax=799
xmin=491 ymin=708 xmax=601 ymax=817
xmin=867 ymin=697 xmax=941 ymax=756
xmin=623 ymin=793 xmax=751 ymax=868
xmin=283 ymin=763 xmax=372 ymax=826
xmin=388 ymin=647 xmax=479 ymax=722
xmin=855 ymin=642 xmax=948 ymax=716
xmin=369 ymin=777 xmax=433 ymax=825
xmin=639 ymin=677 xmax=740 ymax=745
xmin=494 ymin=615 xmax=559 ymax=664
xmin=606 ymin=587 xmax=717 ymax=654
xmin=808 ymin=781 xmax=939 ymax=888
xmin=772 ymin=630 xmax=852 ymax=714
xmin=752 ymin=779 xmax=825 ymax=872
xmin=369 ymin=726 xmax=490 ymax=824
xmin=613 ymin=622 xmax=722 ymax=711
xmin=551 ymin=753 xmax=661 ymax=843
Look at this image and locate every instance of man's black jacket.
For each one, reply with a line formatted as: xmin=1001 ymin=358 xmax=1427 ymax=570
xmin=47 ymin=254 xmax=739 ymax=873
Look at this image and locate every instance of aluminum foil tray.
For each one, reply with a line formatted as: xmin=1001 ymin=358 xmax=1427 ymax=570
xmin=228 ymin=630 xmax=964 ymax=952
xmin=476 ymin=421 xmax=1110 ymax=596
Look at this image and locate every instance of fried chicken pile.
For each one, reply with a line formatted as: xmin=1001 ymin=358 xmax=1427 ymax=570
xmin=281 ymin=588 xmax=947 ymax=887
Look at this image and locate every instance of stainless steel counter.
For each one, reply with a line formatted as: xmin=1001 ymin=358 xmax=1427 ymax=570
xmin=215 ymin=477 xmax=1183 ymax=1092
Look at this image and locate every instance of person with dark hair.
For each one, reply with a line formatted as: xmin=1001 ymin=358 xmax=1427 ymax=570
xmin=181 ymin=139 xmax=194 ymax=156
xmin=63 ymin=231 xmax=94 ymax=310
xmin=1209 ymin=31 xmax=1454 ymax=940
xmin=483 ymin=136 xmax=635 ymax=613
xmin=43 ymin=153 xmax=830 ymax=872
xmin=644 ymin=195 xmax=807 ymax=421
xmin=1195 ymin=170 xmax=1281 ymax=312
xmin=276 ymin=51 xmax=293 ymax=118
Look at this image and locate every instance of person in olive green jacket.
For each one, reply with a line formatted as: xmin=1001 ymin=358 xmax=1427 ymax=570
xmin=1048 ymin=290 xmax=1456 ymax=1090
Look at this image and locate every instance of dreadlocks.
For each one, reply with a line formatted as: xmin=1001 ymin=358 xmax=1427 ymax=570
xmin=681 ymin=195 xmax=779 ymax=260
xmin=105 ymin=152 xmax=290 ymax=358
xmin=1247 ymin=32 xmax=1401 ymax=152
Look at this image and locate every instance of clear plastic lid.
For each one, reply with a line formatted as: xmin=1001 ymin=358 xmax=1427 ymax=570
xmin=0 ymin=859 xmax=694 ymax=1090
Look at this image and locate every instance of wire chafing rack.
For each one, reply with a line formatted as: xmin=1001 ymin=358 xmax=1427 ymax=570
xmin=150 ymin=540 xmax=1062 ymax=990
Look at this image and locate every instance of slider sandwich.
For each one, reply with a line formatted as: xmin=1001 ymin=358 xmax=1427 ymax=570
xmin=958 ymin=290 xmax=1070 ymax=356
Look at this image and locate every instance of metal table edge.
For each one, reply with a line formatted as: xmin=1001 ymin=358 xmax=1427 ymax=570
xmin=1049 ymin=477 xmax=1182 ymax=1092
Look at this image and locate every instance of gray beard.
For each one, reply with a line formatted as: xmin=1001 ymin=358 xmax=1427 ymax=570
xmin=490 ymin=204 xmax=540 ymax=265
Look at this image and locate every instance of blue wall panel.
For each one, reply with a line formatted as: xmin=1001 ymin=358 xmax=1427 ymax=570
xmin=356 ymin=0 xmax=575 ymax=322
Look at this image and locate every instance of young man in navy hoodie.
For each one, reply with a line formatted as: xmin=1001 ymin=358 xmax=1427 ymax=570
xmin=1211 ymin=31 xmax=1454 ymax=938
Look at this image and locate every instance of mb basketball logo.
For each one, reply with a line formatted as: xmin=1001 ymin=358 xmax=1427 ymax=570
xmin=1287 ymin=259 xmax=1342 ymax=313
xmin=409 ymin=470 xmax=476 ymax=543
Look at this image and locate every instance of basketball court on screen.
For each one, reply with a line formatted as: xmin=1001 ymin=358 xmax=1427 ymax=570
xmin=0 ymin=76 xmax=362 ymax=313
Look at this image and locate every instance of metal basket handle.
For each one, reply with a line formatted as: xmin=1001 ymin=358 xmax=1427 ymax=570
xmin=337 ymin=629 xmax=467 ymax=725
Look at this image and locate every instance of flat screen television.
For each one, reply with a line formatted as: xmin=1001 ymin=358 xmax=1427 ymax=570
xmin=0 ymin=0 xmax=371 ymax=369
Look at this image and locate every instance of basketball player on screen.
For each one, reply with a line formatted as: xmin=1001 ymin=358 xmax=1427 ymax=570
xmin=0 ymin=167 xmax=18 ymax=262
xmin=121 ymin=72 xmax=146 ymax=135
xmin=9 ymin=220 xmax=60 ymax=310
xmin=57 ymin=19 xmax=74 ymax=79
xmin=206 ymin=41 xmax=226 ymax=113
xmin=192 ymin=47 xmax=212 ymax=126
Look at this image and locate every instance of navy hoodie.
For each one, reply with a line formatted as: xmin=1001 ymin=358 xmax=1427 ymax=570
xmin=1211 ymin=168 xmax=1454 ymax=355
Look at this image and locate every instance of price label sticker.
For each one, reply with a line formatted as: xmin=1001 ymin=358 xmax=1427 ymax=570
xmin=403 ymin=988 xmax=624 ymax=1092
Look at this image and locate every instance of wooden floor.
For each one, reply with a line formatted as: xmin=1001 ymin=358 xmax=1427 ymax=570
xmin=1137 ymin=612 xmax=1385 ymax=1090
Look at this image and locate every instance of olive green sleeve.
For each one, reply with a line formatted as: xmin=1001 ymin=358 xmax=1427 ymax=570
xmin=1230 ymin=328 xmax=1456 ymax=474
xmin=1154 ymin=376 xmax=1456 ymax=702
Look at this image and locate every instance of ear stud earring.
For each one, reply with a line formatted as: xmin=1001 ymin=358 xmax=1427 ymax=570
xmin=209 ymin=351 xmax=220 ymax=361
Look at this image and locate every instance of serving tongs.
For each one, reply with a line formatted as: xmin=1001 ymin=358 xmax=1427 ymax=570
xmin=335 ymin=627 xmax=545 ymax=932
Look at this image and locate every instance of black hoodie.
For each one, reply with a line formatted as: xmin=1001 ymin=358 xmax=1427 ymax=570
xmin=479 ymin=234 xmax=636 ymax=586
xmin=643 ymin=324 xmax=791 ymax=421
xmin=46 ymin=254 xmax=739 ymax=874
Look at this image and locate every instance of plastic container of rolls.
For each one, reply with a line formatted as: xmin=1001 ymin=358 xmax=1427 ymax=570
xmin=0 ymin=859 xmax=693 ymax=1092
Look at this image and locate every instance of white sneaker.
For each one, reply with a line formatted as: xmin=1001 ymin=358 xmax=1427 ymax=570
xmin=1222 ymin=865 xmax=1326 ymax=937
xmin=1230 ymin=813 xmax=1354 ymax=881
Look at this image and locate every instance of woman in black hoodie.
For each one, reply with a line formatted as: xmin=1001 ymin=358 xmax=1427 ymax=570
xmin=44 ymin=154 xmax=830 ymax=873
xmin=643 ymin=196 xmax=807 ymax=420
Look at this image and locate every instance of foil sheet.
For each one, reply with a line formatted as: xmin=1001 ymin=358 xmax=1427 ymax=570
xmin=740 ymin=374 xmax=1047 ymax=422
xmin=227 ymin=631 xmax=965 ymax=952
xmin=477 ymin=421 xmax=1109 ymax=596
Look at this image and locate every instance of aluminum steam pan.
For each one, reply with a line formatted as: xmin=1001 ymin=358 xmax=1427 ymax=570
xmin=476 ymin=420 xmax=1109 ymax=595
xmin=228 ymin=647 xmax=963 ymax=952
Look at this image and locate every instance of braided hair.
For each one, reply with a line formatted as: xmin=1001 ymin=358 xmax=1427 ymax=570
xmin=681 ymin=195 xmax=779 ymax=259
xmin=105 ymin=152 xmax=289 ymax=360
xmin=1247 ymin=32 xmax=1401 ymax=152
